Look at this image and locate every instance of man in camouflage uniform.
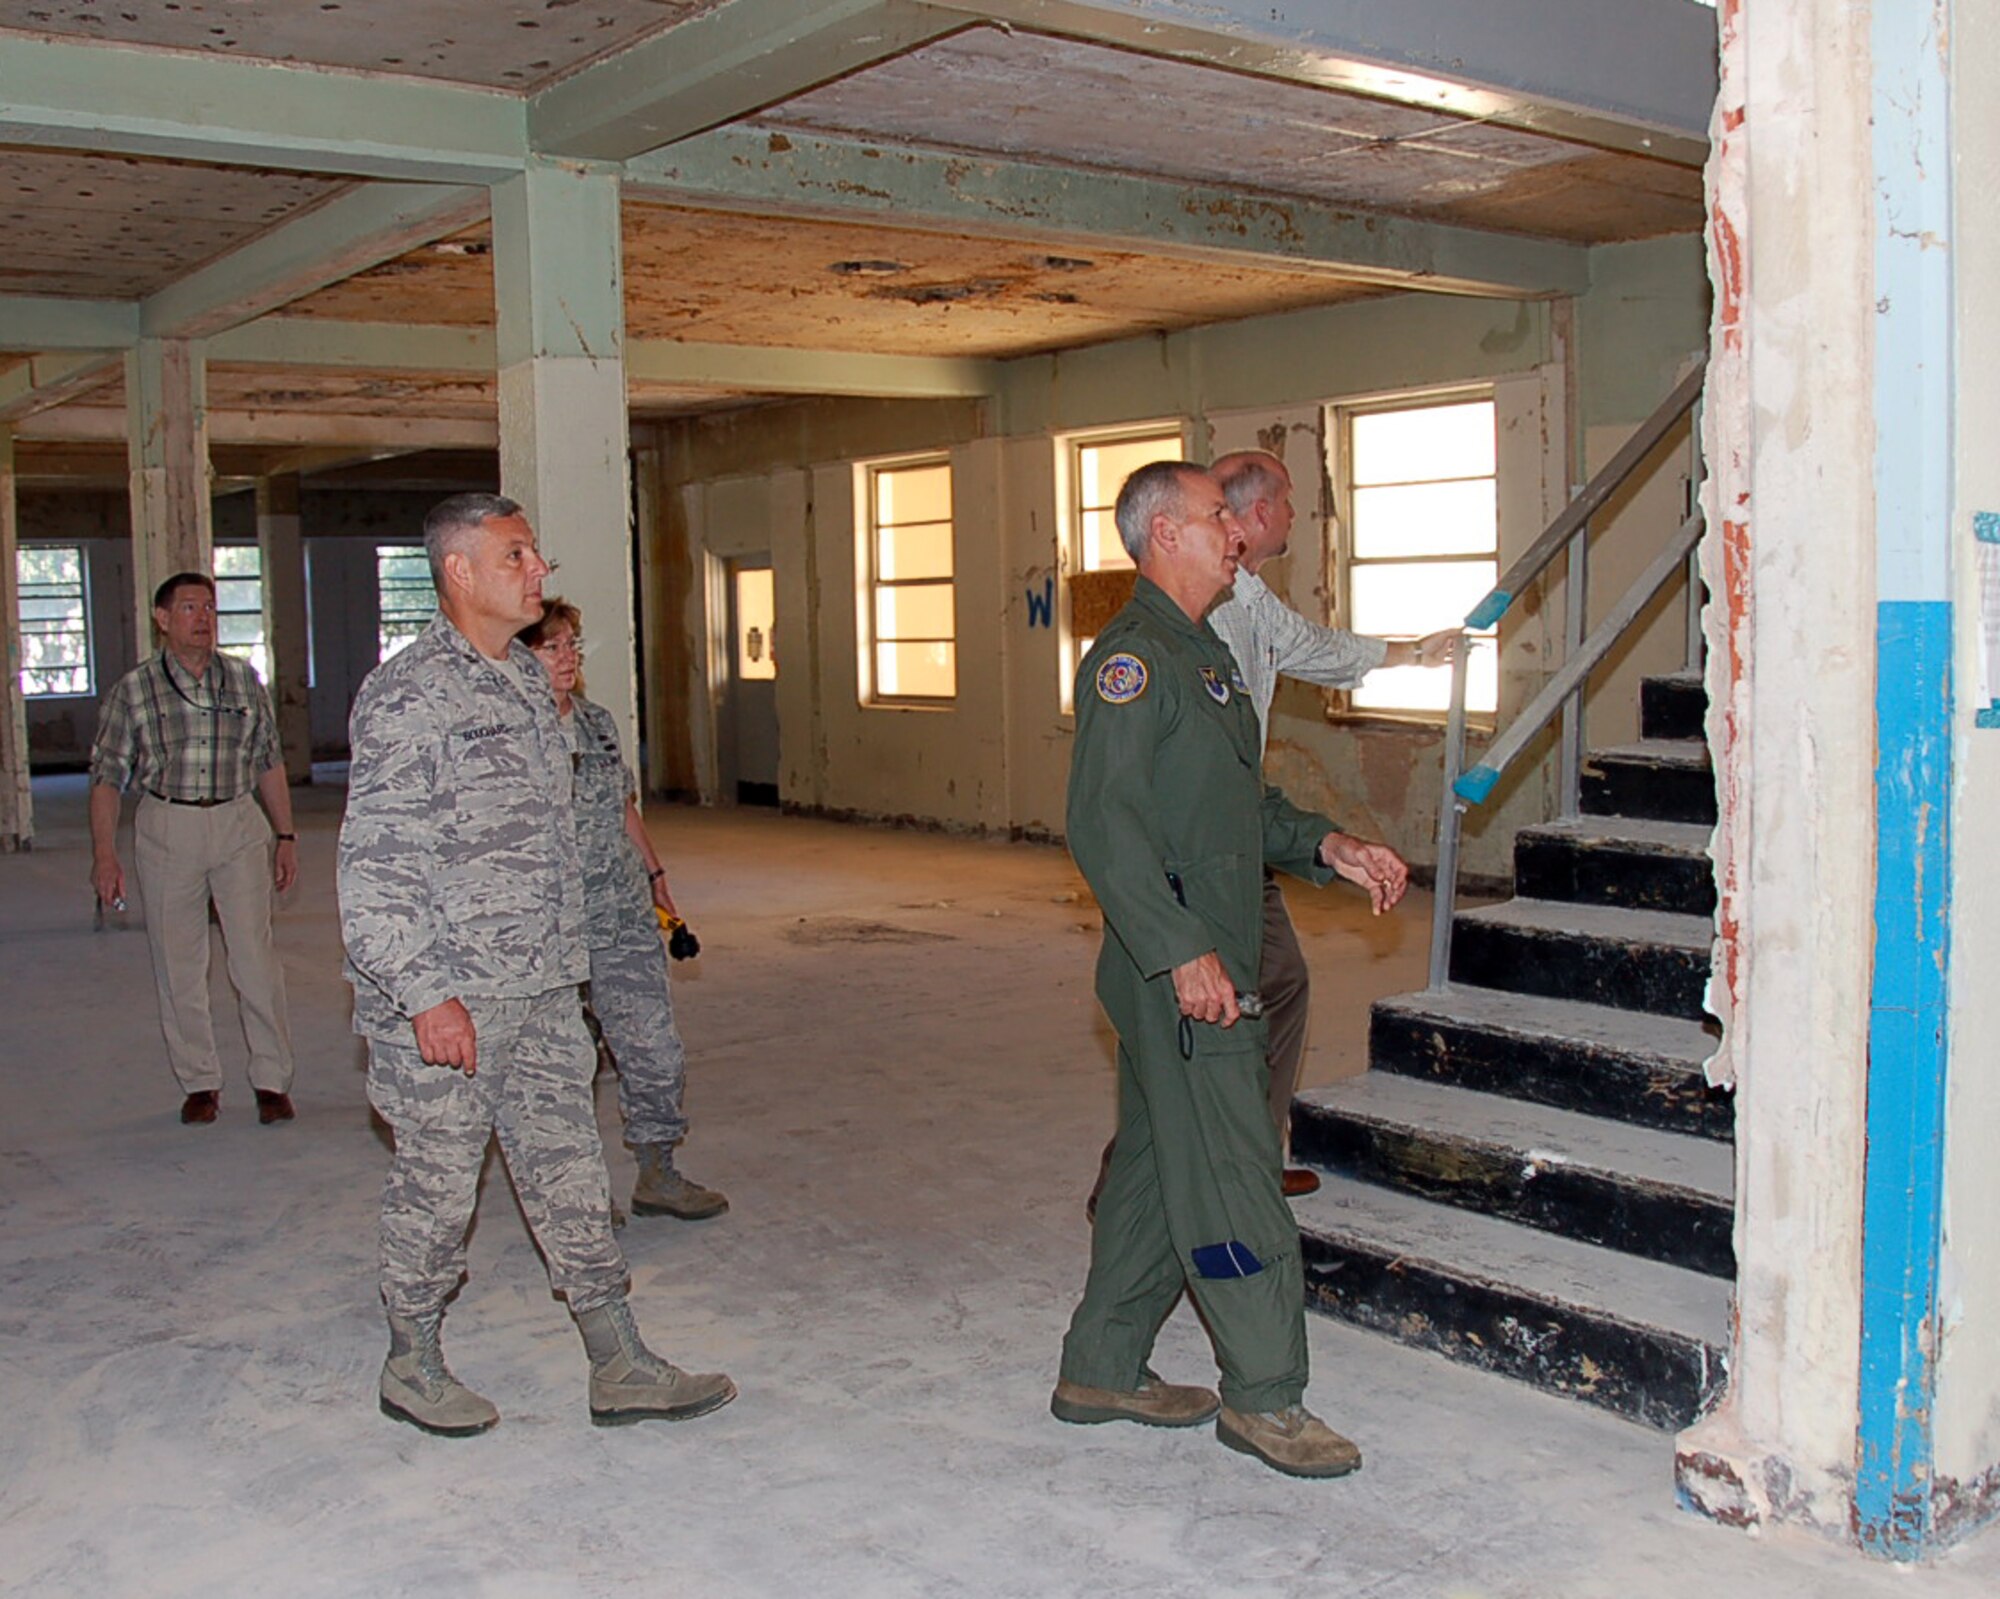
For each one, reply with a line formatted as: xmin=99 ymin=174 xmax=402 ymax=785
xmin=338 ymin=492 xmax=736 ymax=1437
xmin=1051 ymin=462 xmax=1409 ymax=1480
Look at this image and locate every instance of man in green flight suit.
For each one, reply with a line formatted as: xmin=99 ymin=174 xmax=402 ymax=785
xmin=1051 ymin=460 xmax=1410 ymax=1479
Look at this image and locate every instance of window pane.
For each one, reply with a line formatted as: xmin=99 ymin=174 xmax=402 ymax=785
xmin=876 ymin=640 xmax=955 ymax=699
xmin=20 ymin=545 xmax=94 ymax=697
xmin=213 ymin=546 xmax=261 ymax=578
xmin=1081 ymin=508 xmax=1134 ymax=573
xmin=876 ymin=463 xmax=952 ymax=527
xmin=1352 ymin=640 xmax=1497 ymax=715
xmin=1351 ymin=480 xmax=1498 ymax=559
xmin=215 ymin=577 xmax=261 ymax=615
xmin=876 ymin=582 xmax=955 ymax=642
xmin=1079 ymin=435 xmax=1181 ymax=510
xmin=1350 ymin=560 xmax=1497 ymax=638
xmin=878 ymin=520 xmax=953 ymax=582
xmin=736 ymin=568 xmax=776 ymax=681
xmin=217 ymin=614 xmax=263 ymax=647
xmin=1352 ymin=401 xmax=1495 ymax=486
xmin=377 ymin=544 xmax=438 ymax=661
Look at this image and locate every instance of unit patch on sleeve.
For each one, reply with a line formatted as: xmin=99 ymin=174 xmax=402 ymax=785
xmin=1198 ymin=665 xmax=1231 ymax=705
xmin=1095 ymin=652 xmax=1149 ymax=704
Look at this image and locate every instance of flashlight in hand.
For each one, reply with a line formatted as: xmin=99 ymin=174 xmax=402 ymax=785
xmin=655 ymin=907 xmax=701 ymax=960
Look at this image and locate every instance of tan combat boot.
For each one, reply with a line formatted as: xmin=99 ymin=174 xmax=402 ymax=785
xmin=629 ymin=1144 xmax=728 ymax=1220
xmin=1216 ymin=1403 xmax=1362 ymax=1478
xmin=1051 ymin=1368 xmax=1221 ymax=1428
xmin=379 ymin=1311 xmax=500 ymax=1437
xmin=576 ymin=1296 xmax=737 ymax=1427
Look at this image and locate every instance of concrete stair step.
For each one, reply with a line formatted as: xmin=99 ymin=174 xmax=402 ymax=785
xmin=1640 ymin=672 xmax=1708 ymax=742
xmin=1295 ymin=1172 xmax=1731 ymax=1431
xmin=1514 ymin=815 xmax=1716 ymax=917
xmin=1291 ymin=1073 xmax=1734 ymax=1277
xmin=1450 ymin=897 xmax=1714 ymax=1022
xmin=1369 ymin=985 xmax=1730 ymax=1141
xmin=1582 ymin=740 xmax=1716 ymax=826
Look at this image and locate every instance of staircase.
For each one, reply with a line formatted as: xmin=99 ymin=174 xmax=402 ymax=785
xmin=1290 ymin=670 xmax=1732 ymax=1430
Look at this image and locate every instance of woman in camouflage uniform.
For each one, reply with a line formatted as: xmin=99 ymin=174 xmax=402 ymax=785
xmin=521 ymin=599 xmax=728 ymax=1221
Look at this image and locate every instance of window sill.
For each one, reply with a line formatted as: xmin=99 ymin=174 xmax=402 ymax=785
xmin=861 ymin=698 xmax=957 ymax=713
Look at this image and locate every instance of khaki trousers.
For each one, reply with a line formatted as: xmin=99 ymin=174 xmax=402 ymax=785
xmin=134 ymin=793 xmax=294 ymax=1096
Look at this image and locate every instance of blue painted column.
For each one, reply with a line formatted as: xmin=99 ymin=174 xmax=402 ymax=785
xmin=1856 ymin=0 xmax=1956 ymax=1559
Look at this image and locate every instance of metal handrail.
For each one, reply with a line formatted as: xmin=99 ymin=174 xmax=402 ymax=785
xmin=1427 ymin=359 xmax=1707 ymax=991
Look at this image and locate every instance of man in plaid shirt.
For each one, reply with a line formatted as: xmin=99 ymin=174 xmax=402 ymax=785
xmin=89 ymin=571 xmax=299 ymax=1126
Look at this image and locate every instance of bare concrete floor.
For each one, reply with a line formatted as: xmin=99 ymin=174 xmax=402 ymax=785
xmin=2 ymin=775 xmax=1993 ymax=1597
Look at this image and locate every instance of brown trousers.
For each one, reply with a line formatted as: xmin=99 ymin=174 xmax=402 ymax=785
xmin=1259 ymin=870 xmax=1312 ymax=1152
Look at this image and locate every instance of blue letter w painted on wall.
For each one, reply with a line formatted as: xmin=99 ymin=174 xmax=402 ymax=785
xmin=1026 ymin=577 xmax=1054 ymax=629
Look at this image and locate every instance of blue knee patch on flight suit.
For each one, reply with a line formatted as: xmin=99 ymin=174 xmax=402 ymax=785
xmin=1191 ymin=1240 xmax=1265 ymax=1280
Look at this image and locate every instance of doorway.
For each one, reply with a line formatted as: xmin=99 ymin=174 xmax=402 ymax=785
xmin=721 ymin=557 xmax=779 ymax=807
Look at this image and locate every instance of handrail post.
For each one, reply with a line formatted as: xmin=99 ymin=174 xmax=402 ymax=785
xmin=1559 ymin=514 xmax=1588 ymax=817
xmin=1428 ymin=635 xmax=1472 ymax=992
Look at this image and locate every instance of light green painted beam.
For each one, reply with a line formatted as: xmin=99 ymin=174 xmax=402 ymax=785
xmin=209 ymin=319 xmax=496 ymax=374
xmin=530 ymin=0 xmax=963 ymax=162
xmin=0 ymin=34 xmax=527 ymax=181
xmin=0 ymin=352 xmax=123 ymax=421
xmin=16 ymin=407 xmax=499 ymax=450
xmin=628 ymin=340 xmax=998 ymax=398
xmin=948 ymin=0 xmax=1714 ymax=165
xmin=144 ymin=184 xmax=488 ymax=339
xmin=626 ymin=125 xmax=1590 ymax=298
xmin=0 ymin=297 xmax=138 ymax=353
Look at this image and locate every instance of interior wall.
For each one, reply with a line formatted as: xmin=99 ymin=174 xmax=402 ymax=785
xmin=652 ymin=250 xmax=1708 ymax=873
xmin=17 ymin=487 xmax=437 ymax=768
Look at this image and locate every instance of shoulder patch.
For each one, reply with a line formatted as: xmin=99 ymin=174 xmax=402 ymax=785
xmin=1198 ymin=665 xmax=1231 ymax=705
xmin=1095 ymin=652 xmax=1149 ymax=704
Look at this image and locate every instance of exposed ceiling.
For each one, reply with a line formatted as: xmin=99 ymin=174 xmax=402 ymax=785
xmin=0 ymin=0 xmax=1715 ymax=486
xmin=0 ymin=0 xmax=722 ymax=88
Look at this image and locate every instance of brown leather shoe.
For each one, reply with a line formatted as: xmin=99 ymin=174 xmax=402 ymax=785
xmin=180 ymin=1091 xmax=219 ymax=1125
xmin=1051 ymin=1371 xmax=1221 ymax=1429
xmin=255 ymin=1090 xmax=295 ymax=1125
xmin=1282 ymin=1168 xmax=1321 ymax=1198
xmin=1217 ymin=1403 xmax=1363 ymax=1478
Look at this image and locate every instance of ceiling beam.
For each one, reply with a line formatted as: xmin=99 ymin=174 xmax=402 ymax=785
xmin=14 ymin=408 xmax=500 ymax=450
xmin=0 ymin=352 xmax=123 ymax=422
xmin=209 ymin=319 xmax=495 ymax=374
xmin=942 ymin=0 xmax=1715 ymax=165
xmin=0 ymin=34 xmax=527 ymax=182
xmin=628 ymin=340 xmax=998 ymax=398
xmin=0 ymin=297 xmax=139 ymax=353
xmin=626 ymin=125 xmax=1590 ymax=298
xmin=143 ymin=185 xmax=490 ymax=340
xmin=529 ymin=0 xmax=965 ymax=161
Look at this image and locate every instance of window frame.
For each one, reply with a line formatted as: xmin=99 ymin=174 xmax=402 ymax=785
xmin=16 ymin=542 xmax=94 ymax=700
xmin=1326 ymin=383 xmax=1501 ymax=726
xmin=1054 ymin=420 xmax=1191 ymax=714
xmin=856 ymin=452 xmax=958 ymax=708
xmin=211 ymin=543 xmax=270 ymax=684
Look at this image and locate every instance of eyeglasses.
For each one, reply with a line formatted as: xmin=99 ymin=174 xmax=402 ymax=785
xmin=531 ymin=636 xmax=585 ymax=657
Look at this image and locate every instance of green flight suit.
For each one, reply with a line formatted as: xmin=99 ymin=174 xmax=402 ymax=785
xmin=1060 ymin=575 xmax=1341 ymax=1414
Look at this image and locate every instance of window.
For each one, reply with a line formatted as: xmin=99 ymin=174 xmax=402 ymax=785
xmin=1059 ymin=426 xmax=1184 ymax=709
xmin=17 ymin=545 xmax=91 ymax=697
xmin=213 ymin=545 xmax=269 ymax=683
xmin=1336 ymin=395 xmax=1499 ymax=715
xmin=862 ymin=458 xmax=955 ymax=701
xmin=376 ymin=544 xmax=437 ymax=662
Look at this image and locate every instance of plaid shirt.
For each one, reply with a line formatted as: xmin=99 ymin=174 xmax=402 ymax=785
xmin=90 ymin=650 xmax=281 ymax=802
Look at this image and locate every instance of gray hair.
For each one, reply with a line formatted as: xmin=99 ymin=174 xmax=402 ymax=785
xmin=422 ymin=492 xmax=522 ymax=585
xmin=1113 ymin=460 xmax=1197 ymax=564
xmin=1212 ymin=450 xmax=1288 ymax=520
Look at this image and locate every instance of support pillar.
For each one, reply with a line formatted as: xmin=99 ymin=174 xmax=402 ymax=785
xmin=0 ymin=426 xmax=31 ymax=850
xmin=633 ymin=432 xmax=667 ymax=798
xmin=255 ymin=472 xmax=312 ymax=785
xmin=490 ymin=157 xmax=637 ymax=764
xmin=125 ymin=336 xmax=212 ymax=647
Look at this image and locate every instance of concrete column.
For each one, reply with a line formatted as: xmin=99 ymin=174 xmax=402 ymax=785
xmin=632 ymin=433 xmax=667 ymax=799
xmin=125 ymin=336 xmax=212 ymax=648
xmin=255 ymin=473 xmax=312 ymax=784
xmin=0 ymin=426 xmax=32 ymax=851
xmin=490 ymin=156 xmax=636 ymax=765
